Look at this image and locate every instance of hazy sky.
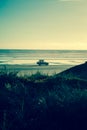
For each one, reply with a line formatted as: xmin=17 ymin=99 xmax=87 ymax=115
xmin=0 ymin=0 xmax=87 ymax=49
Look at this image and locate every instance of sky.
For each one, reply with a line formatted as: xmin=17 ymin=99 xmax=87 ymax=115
xmin=0 ymin=0 xmax=87 ymax=50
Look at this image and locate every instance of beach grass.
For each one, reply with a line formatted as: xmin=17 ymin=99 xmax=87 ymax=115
xmin=0 ymin=69 xmax=87 ymax=130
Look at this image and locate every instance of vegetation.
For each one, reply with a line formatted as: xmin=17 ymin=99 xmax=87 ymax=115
xmin=0 ymin=70 xmax=87 ymax=130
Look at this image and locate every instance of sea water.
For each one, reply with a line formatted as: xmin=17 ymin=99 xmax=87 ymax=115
xmin=0 ymin=49 xmax=87 ymax=66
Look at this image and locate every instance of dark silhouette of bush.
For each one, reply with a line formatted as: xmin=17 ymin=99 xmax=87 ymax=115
xmin=0 ymin=71 xmax=87 ymax=130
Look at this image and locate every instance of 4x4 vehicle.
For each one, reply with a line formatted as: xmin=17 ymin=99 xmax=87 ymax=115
xmin=37 ymin=60 xmax=49 ymax=66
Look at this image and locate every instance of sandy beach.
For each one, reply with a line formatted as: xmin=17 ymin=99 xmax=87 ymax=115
xmin=0 ymin=64 xmax=74 ymax=76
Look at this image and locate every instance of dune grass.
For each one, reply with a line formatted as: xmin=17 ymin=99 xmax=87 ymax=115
xmin=0 ymin=70 xmax=87 ymax=130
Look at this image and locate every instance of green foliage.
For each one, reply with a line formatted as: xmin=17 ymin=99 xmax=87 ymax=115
xmin=27 ymin=71 xmax=48 ymax=81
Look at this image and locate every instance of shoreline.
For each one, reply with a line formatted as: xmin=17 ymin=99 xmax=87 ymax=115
xmin=0 ymin=64 xmax=74 ymax=76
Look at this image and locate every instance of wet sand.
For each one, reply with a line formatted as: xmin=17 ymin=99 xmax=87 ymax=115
xmin=0 ymin=64 xmax=74 ymax=76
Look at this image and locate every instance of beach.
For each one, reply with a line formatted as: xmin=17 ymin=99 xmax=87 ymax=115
xmin=0 ymin=50 xmax=86 ymax=76
xmin=0 ymin=64 xmax=74 ymax=76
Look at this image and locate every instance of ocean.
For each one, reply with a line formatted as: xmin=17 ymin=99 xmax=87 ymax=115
xmin=0 ymin=49 xmax=87 ymax=66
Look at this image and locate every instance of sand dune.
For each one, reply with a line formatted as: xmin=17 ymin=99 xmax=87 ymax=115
xmin=58 ymin=62 xmax=87 ymax=79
